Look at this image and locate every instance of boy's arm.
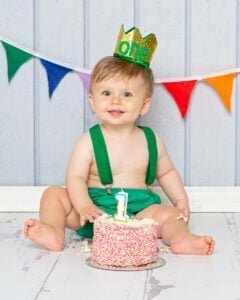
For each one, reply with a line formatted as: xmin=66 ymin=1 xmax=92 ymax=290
xmin=65 ymin=132 xmax=103 ymax=224
xmin=155 ymin=134 xmax=190 ymax=218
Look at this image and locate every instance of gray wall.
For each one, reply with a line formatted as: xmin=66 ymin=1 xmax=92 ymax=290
xmin=0 ymin=0 xmax=239 ymax=186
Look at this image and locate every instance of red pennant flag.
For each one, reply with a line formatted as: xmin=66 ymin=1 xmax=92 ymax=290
xmin=162 ymin=80 xmax=198 ymax=118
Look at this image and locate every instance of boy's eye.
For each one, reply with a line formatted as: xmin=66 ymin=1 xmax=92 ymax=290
xmin=123 ymin=92 xmax=132 ymax=97
xmin=102 ymin=90 xmax=111 ymax=96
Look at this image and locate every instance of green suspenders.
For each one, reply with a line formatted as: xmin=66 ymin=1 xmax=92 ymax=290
xmin=138 ymin=125 xmax=158 ymax=186
xmin=89 ymin=124 xmax=158 ymax=190
xmin=89 ymin=124 xmax=113 ymax=187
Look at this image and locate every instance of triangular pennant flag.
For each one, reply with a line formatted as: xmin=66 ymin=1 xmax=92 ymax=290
xmin=79 ymin=72 xmax=91 ymax=92
xmin=162 ymin=80 xmax=197 ymax=118
xmin=1 ymin=41 xmax=33 ymax=82
xmin=203 ymin=73 xmax=237 ymax=112
xmin=40 ymin=59 xmax=72 ymax=98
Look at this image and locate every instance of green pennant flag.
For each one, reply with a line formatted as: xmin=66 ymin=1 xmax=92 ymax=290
xmin=1 ymin=41 xmax=33 ymax=82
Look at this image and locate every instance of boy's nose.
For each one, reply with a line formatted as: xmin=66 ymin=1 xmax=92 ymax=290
xmin=111 ymin=96 xmax=121 ymax=104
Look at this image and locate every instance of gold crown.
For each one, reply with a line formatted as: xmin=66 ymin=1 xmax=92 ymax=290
xmin=113 ymin=25 xmax=157 ymax=68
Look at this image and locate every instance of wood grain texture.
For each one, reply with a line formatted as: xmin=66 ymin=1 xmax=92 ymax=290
xmin=189 ymin=0 xmax=237 ymax=185
xmin=236 ymin=0 xmax=240 ymax=185
xmin=0 ymin=1 xmax=35 ymax=185
xmin=138 ymin=0 xmax=186 ymax=180
xmin=0 ymin=212 xmax=240 ymax=300
xmin=0 ymin=0 xmax=239 ymax=187
xmin=36 ymin=0 xmax=85 ymax=185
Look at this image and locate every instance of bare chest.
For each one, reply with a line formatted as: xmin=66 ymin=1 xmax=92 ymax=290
xmin=90 ymin=137 xmax=149 ymax=177
xmin=109 ymin=142 xmax=148 ymax=174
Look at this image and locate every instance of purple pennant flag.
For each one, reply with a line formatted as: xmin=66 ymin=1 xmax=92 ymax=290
xmin=40 ymin=59 xmax=72 ymax=98
xmin=79 ymin=72 xmax=91 ymax=92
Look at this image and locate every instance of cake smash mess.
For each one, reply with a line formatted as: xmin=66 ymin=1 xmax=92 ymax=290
xmin=24 ymin=25 xmax=215 ymax=262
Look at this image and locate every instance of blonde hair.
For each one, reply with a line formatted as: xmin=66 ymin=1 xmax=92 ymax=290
xmin=90 ymin=56 xmax=154 ymax=97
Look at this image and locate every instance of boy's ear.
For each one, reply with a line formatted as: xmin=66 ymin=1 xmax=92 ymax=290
xmin=88 ymin=94 xmax=95 ymax=112
xmin=140 ymin=98 xmax=152 ymax=116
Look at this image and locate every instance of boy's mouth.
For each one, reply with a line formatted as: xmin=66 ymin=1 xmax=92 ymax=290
xmin=107 ymin=110 xmax=124 ymax=117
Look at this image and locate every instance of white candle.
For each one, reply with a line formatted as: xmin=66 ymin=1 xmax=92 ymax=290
xmin=114 ymin=190 xmax=129 ymax=222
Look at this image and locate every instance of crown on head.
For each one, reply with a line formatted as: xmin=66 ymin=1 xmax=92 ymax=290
xmin=113 ymin=25 xmax=158 ymax=68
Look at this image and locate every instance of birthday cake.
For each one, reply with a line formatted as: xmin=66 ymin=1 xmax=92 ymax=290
xmin=91 ymin=214 xmax=158 ymax=267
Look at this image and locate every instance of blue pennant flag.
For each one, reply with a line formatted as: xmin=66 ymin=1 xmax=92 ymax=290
xmin=40 ymin=59 xmax=72 ymax=98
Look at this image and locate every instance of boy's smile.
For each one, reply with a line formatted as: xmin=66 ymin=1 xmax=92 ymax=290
xmin=107 ymin=109 xmax=125 ymax=118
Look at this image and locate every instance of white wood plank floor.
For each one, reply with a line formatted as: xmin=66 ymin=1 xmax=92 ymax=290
xmin=0 ymin=213 xmax=240 ymax=300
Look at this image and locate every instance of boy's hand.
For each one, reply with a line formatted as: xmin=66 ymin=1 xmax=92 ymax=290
xmin=174 ymin=199 xmax=190 ymax=219
xmin=79 ymin=204 xmax=104 ymax=226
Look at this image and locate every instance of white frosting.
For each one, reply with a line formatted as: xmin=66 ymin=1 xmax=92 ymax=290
xmin=96 ymin=214 xmax=158 ymax=227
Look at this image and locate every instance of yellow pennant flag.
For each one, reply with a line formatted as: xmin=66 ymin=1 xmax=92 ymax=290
xmin=203 ymin=73 xmax=237 ymax=112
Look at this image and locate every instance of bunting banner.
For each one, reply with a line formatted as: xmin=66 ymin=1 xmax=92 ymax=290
xmin=162 ymin=80 xmax=197 ymax=118
xmin=1 ymin=41 xmax=33 ymax=82
xmin=0 ymin=36 xmax=239 ymax=118
xmin=40 ymin=59 xmax=72 ymax=98
xmin=203 ymin=73 xmax=237 ymax=112
xmin=78 ymin=72 xmax=91 ymax=92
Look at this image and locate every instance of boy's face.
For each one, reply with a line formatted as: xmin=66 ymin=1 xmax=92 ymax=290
xmin=88 ymin=75 xmax=151 ymax=126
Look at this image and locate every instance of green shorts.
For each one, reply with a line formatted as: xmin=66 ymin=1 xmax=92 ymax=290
xmin=76 ymin=187 xmax=161 ymax=238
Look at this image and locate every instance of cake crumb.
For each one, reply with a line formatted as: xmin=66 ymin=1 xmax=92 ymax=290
xmin=158 ymin=246 xmax=170 ymax=254
xmin=176 ymin=213 xmax=188 ymax=222
xmin=80 ymin=240 xmax=92 ymax=253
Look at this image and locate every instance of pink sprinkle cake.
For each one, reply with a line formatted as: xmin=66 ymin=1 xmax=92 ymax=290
xmin=92 ymin=214 xmax=158 ymax=267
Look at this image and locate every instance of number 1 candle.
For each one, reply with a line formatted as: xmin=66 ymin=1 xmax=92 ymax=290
xmin=114 ymin=190 xmax=129 ymax=222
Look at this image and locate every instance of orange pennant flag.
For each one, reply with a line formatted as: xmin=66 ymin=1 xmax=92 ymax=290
xmin=203 ymin=73 xmax=237 ymax=112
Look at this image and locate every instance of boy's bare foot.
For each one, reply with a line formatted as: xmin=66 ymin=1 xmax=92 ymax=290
xmin=171 ymin=233 xmax=215 ymax=255
xmin=24 ymin=219 xmax=64 ymax=251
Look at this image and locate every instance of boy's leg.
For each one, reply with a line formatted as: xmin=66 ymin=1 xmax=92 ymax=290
xmin=24 ymin=187 xmax=81 ymax=251
xmin=136 ymin=204 xmax=214 ymax=255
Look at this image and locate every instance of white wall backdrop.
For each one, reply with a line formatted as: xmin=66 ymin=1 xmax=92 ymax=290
xmin=0 ymin=0 xmax=239 ymax=186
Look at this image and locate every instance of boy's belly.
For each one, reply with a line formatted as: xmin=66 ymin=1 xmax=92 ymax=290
xmin=87 ymin=172 xmax=149 ymax=189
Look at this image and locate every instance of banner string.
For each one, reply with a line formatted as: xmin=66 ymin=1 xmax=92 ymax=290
xmin=1 ymin=34 xmax=239 ymax=83
xmin=0 ymin=34 xmax=91 ymax=75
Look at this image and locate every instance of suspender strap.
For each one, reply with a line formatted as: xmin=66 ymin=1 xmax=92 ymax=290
xmin=89 ymin=124 xmax=158 ymax=187
xmin=89 ymin=124 xmax=113 ymax=186
xmin=138 ymin=126 xmax=158 ymax=186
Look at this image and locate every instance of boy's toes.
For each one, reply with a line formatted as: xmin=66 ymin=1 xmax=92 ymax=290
xmin=208 ymin=239 xmax=215 ymax=255
xmin=24 ymin=219 xmax=33 ymax=227
xmin=23 ymin=219 xmax=36 ymax=236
